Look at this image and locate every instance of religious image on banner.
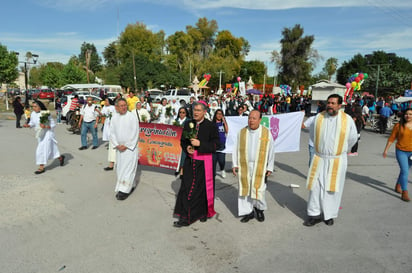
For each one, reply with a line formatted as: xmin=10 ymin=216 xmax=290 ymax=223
xmin=224 ymin=111 xmax=304 ymax=154
xmin=138 ymin=123 xmax=183 ymax=170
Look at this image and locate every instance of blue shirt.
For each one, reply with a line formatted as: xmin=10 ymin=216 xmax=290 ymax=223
xmin=379 ymin=106 xmax=393 ymax=118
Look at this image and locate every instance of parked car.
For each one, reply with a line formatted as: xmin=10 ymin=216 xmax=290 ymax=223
xmin=61 ymin=94 xmax=102 ymax=120
xmin=32 ymin=89 xmax=55 ymax=101
xmin=155 ymin=88 xmax=193 ymax=104
xmin=107 ymin=92 xmax=122 ymax=100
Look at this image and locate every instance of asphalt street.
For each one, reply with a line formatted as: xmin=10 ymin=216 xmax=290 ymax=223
xmin=0 ymin=117 xmax=410 ymax=273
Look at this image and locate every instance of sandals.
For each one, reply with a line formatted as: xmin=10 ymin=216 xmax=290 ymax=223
xmin=34 ymin=169 xmax=45 ymax=174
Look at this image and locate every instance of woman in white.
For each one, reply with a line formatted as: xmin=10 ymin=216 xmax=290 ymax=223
xmin=155 ymin=98 xmax=172 ymax=124
xmin=24 ymin=101 xmax=65 ymax=174
xmin=101 ymin=98 xmax=117 ymax=171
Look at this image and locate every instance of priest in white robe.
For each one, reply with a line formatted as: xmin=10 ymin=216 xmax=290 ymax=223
xmin=24 ymin=100 xmax=65 ymax=174
xmin=232 ymin=110 xmax=275 ymax=223
xmin=101 ymin=98 xmax=117 ymax=171
xmin=305 ymin=94 xmax=358 ymax=226
xmin=110 ymin=98 xmax=139 ymax=200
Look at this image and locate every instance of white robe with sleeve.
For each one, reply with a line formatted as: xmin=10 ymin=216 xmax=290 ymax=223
xmin=232 ymin=125 xmax=276 ymax=216
xmin=110 ymin=111 xmax=139 ymax=194
xmin=306 ymin=110 xmax=358 ymax=220
xmin=29 ymin=111 xmax=61 ymax=165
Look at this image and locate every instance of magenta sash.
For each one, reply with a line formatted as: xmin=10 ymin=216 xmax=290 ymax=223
xmin=191 ymin=150 xmax=216 ymax=218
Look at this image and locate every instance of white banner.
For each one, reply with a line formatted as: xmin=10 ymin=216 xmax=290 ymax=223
xmin=223 ymin=111 xmax=305 ymax=154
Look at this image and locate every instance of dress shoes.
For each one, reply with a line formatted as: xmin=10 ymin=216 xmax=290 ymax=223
xmin=324 ymin=219 xmax=334 ymax=226
xmin=92 ymin=146 xmax=98 ymax=150
xmin=34 ymin=169 xmax=45 ymax=175
xmin=240 ymin=211 xmax=255 ymax=223
xmin=255 ymin=207 xmax=265 ymax=222
xmin=116 ymin=191 xmax=130 ymax=201
xmin=78 ymin=146 xmax=87 ymax=150
xmin=59 ymin=155 xmax=65 ymax=166
xmin=104 ymin=166 xmax=114 ymax=171
xmin=304 ymin=217 xmax=322 ymax=227
xmin=173 ymin=220 xmax=189 ymax=227
xmin=199 ymin=217 xmax=207 ymax=222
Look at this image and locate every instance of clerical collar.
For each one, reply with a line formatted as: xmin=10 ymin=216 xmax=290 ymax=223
xmin=196 ymin=118 xmax=204 ymax=125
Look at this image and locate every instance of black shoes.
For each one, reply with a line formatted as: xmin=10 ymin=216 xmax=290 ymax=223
xmin=78 ymin=146 xmax=87 ymax=150
xmin=104 ymin=166 xmax=114 ymax=171
xmin=240 ymin=211 xmax=255 ymax=223
xmin=59 ymin=155 xmax=65 ymax=166
xmin=116 ymin=191 xmax=130 ymax=201
xmin=324 ymin=219 xmax=334 ymax=226
xmin=255 ymin=207 xmax=265 ymax=222
xmin=199 ymin=217 xmax=207 ymax=222
xmin=173 ymin=220 xmax=189 ymax=227
xmin=304 ymin=217 xmax=322 ymax=227
xmin=34 ymin=169 xmax=45 ymax=174
xmin=92 ymin=146 xmax=98 ymax=150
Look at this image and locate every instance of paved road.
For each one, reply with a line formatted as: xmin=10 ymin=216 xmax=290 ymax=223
xmin=0 ymin=118 xmax=411 ymax=273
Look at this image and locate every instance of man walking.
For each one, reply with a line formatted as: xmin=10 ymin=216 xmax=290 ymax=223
xmin=379 ymin=103 xmax=393 ymax=134
xmin=305 ymin=94 xmax=358 ymax=226
xmin=232 ymin=110 xmax=275 ymax=223
xmin=110 ymin=98 xmax=139 ymax=200
xmin=78 ymin=97 xmax=100 ymax=150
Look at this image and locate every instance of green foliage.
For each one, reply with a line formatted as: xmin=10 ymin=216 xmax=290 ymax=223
xmin=278 ymin=24 xmax=316 ymax=90
xmin=0 ymin=44 xmax=19 ymax=84
xmin=78 ymin=42 xmax=102 ymax=73
xmin=103 ymin=42 xmax=119 ymax=67
xmin=336 ymin=51 xmax=412 ymax=96
xmin=62 ymin=59 xmax=88 ymax=84
xmin=240 ymin=61 xmax=265 ymax=84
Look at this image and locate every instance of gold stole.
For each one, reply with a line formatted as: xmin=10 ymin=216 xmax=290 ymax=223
xmin=238 ymin=126 xmax=270 ymax=200
xmin=306 ymin=111 xmax=348 ymax=192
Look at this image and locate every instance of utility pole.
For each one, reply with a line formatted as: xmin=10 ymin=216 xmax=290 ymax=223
xmin=216 ymin=70 xmax=225 ymax=94
xmin=132 ymin=51 xmax=137 ymax=91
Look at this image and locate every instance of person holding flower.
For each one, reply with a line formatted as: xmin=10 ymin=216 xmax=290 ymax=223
xmin=24 ymin=100 xmax=65 ymax=174
xmin=155 ymin=98 xmax=172 ymax=124
xmin=173 ymin=101 xmax=220 ymax=227
xmin=174 ymin=107 xmax=190 ymax=177
xmin=101 ymin=98 xmax=117 ymax=171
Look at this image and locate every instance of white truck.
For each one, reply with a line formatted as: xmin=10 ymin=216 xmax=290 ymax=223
xmin=155 ymin=88 xmax=194 ymax=104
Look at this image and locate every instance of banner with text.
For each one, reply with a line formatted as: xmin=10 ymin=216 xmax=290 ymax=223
xmin=138 ymin=123 xmax=182 ymax=170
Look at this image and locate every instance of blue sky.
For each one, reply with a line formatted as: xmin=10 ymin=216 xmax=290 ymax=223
xmin=2 ymin=0 xmax=412 ymax=76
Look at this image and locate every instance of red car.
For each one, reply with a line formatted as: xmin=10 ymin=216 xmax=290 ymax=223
xmin=32 ymin=89 xmax=55 ymax=101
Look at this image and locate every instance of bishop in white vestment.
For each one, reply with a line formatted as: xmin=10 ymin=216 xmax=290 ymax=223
xmin=110 ymin=99 xmax=139 ymax=200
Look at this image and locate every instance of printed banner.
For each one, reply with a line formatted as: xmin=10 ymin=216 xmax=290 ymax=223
xmin=138 ymin=123 xmax=182 ymax=170
xmin=224 ymin=111 xmax=304 ymax=154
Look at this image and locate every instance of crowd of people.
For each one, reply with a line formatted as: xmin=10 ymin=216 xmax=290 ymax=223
xmin=17 ymin=90 xmax=412 ymax=228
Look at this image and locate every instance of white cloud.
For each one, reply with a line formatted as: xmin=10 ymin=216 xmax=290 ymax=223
xmin=35 ymin=0 xmax=412 ymax=12
xmin=2 ymin=32 xmax=116 ymax=64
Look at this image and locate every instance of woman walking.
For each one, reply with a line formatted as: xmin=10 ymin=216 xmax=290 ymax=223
xmin=24 ymin=100 xmax=65 ymax=174
xmin=13 ymin=96 xmax=24 ymax=128
xmin=212 ymin=109 xmax=228 ymax=179
xmin=383 ymin=108 xmax=412 ymax=201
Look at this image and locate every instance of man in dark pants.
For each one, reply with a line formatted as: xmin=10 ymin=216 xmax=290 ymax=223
xmin=379 ymin=103 xmax=393 ymax=134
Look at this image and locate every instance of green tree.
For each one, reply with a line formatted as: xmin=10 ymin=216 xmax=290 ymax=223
xmin=0 ymin=44 xmax=19 ymax=85
xmin=61 ymin=59 xmax=88 ymax=84
xmin=103 ymin=41 xmax=119 ymax=67
xmin=39 ymin=62 xmax=65 ymax=88
xmin=78 ymin=42 xmax=102 ymax=73
xmin=277 ymin=24 xmax=318 ymax=90
xmin=322 ymin=57 xmax=338 ymax=81
xmin=187 ymin=17 xmax=218 ymax=59
xmin=240 ymin=60 xmax=266 ymax=86
xmin=337 ymin=51 xmax=412 ymax=96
